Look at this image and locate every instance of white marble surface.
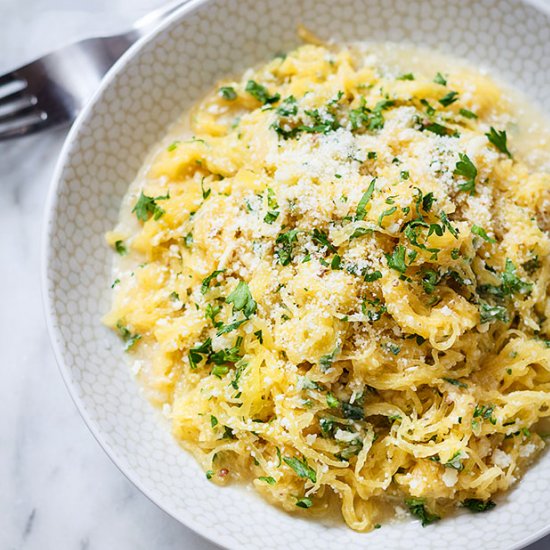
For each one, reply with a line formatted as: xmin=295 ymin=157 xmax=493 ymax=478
xmin=0 ymin=1 xmax=548 ymax=549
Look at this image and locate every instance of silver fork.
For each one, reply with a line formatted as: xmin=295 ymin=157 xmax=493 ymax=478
xmin=0 ymin=1 xmax=187 ymax=141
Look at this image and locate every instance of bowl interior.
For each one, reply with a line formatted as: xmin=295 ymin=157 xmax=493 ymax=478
xmin=44 ymin=0 xmax=550 ymax=548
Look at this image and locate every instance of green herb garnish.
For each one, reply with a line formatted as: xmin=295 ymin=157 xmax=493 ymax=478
xmin=219 ymin=86 xmax=237 ymax=100
xmin=405 ymin=498 xmax=440 ymax=527
xmin=385 ymin=245 xmax=407 ymax=273
xmin=114 ymin=240 xmax=127 ymax=256
xmin=439 ymin=91 xmax=459 ymax=107
xmin=245 ymin=80 xmax=280 ymax=104
xmin=486 ymin=127 xmax=512 ymax=158
xmin=355 ymin=179 xmax=376 ymax=221
xmin=459 ymin=108 xmax=478 ymax=119
xmin=275 ymin=229 xmax=299 ymax=266
xmin=471 ymin=225 xmax=496 ymax=243
xmin=501 ymin=259 xmax=532 ymax=295
xmin=226 ymin=280 xmax=257 ymax=318
xmin=132 ymin=191 xmax=170 ymax=222
xmin=462 ymin=499 xmax=496 ymax=513
xmin=295 ymin=497 xmax=313 ymax=508
xmin=311 ymin=228 xmax=336 ymax=253
xmin=320 ymin=346 xmax=340 ymax=371
xmin=479 ymin=303 xmax=509 ymax=324
xmin=258 ymin=476 xmax=276 ymax=485
xmin=454 ymin=153 xmax=477 ymax=194
xmin=283 ymin=457 xmax=317 ymax=483
xmin=201 ymin=269 xmax=225 ymax=295
xmin=116 ymin=321 xmax=141 ymax=351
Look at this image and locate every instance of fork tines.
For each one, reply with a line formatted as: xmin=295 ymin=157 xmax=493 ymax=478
xmin=0 ymin=73 xmax=47 ymax=140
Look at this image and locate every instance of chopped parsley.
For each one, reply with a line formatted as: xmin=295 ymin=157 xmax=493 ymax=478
xmin=364 ymin=270 xmax=382 ymax=282
xmin=230 ymin=361 xmax=247 ymax=390
xmin=245 ymin=80 xmax=280 ymax=104
xmin=433 ymin=72 xmax=447 ymax=86
xmin=501 ymin=259 xmax=532 ymax=295
xmin=362 ymin=298 xmax=387 ymax=322
xmin=200 ymin=269 xmax=225 ymax=294
xmin=211 ymin=365 xmax=229 ymax=378
xmin=283 ymin=456 xmax=317 ymax=483
xmin=326 ymin=393 xmax=340 ymax=408
xmin=258 ymin=476 xmax=276 ymax=485
xmin=486 ymin=127 xmax=512 ymax=158
xmin=300 ymin=108 xmax=340 ymax=134
xmin=335 ymin=439 xmax=363 ymax=460
xmin=445 ymin=450 xmax=466 ymax=471
xmin=132 ymin=191 xmax=169 ymax=222
xmin=459 ymin=108 xmax=478 ymax=119
xmin=226 ymin=280 xmax=257 ymax=318
xmin=368 ymin=99 xmax=395 ymax=130
xmin=443 ymin=378 xmax=468 ymax=389
xmin=219 ymin=86 xmax=237 ymax=100
xmin=349 ymin=98 xmax=394 ymax=131
xmin=342 ymin=401 xmax=365 ymax=421
xmin=439 ymin=91 xmax=459 ymax=107
xmin=473 ymin=404 xmax=497 ymax=428
xmin=471 ymin=225 xmax=496 ymax=243
xmin=479 ymin=303 xmax=509 ymax=324
xmin=397 ymin=72 xmax=415 ymax=80
xmin=275 ymin=229 xmax=299 ymax=265
xmin=439 ymin=211 xmax=459 ymax=238
xmin=210 ymin=337 xmax=244 ymax=367
xmin=276 ymin=95 xmax=298 ymax=116
xmin=420 ymin=98 xmax=436 ymax=116
xmin=422 ymin=121 xmax=454 ymax=136
xmin=201 ymin=178 xmax=211 ymax=200
xmin=264 ymin=211 xmax=279 ymax=224
xmin=385 ymin=245 xmax=408 ymax=273
xmin=355 ymin=179 xmax=376 ymax=220
xmin=378 ymin=206 xmax=397 ymax=226
xmin=421 ymin=269 xmax=440 ymax=294
xmin=205 ymin=304 xmax=222 ymax=328
xmin=188 ymin=338 xmax=213 ymax=369
xmin=320 ymin=346 xmax=340 ymax=371
xmin=264 ymin=187 xmax=279 ymax=224
xmin=454 ymin=153 xmax=477 ymax=194
xmin=311 ymin=228 xmax=337 ymax=253
xmin=405 ymin=498 xmax=440 ymax=527
xmin=462 ymin=499 xmax=496 ymax=513
xmin=295 ymin=497 xmax=313 ymax=509
xmin=216 ymin=319 xmax=247 ymax=336
xmin=114 ymin=240 xmax=127 ymax=256
xmin=116 ymin=321 xmax=141 ymax=351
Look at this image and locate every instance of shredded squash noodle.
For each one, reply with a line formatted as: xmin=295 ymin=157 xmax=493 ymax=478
xmin=105 ymin=42 xmax=550 ymax=531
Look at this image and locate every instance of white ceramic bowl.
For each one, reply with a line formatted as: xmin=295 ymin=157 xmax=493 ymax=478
xmin=43 ymin=1 xmax=550 ymax=548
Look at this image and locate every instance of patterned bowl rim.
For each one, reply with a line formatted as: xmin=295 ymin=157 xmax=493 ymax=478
xmin=41 ymin=1 xmax=550 ymax=549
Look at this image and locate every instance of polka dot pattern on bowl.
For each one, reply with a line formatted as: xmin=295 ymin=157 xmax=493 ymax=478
xmin=44 ymin=0 xmax=550 ymax=548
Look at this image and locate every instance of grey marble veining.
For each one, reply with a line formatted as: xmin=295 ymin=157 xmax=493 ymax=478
xmin=0 ymin=1 xmax=548 ymax=549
